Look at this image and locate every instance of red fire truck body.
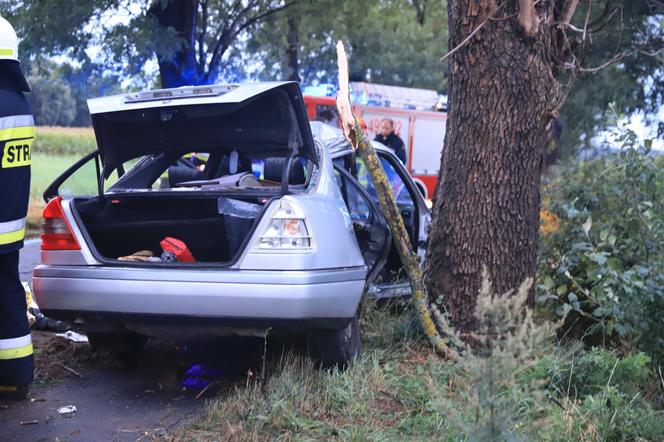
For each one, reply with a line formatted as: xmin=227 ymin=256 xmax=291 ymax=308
xmin=303 ymin=92 xmax=446 ymax=199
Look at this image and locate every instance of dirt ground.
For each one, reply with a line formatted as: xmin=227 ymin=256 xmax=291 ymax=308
xmin=0 ymin=241 xmax=267 ymax=441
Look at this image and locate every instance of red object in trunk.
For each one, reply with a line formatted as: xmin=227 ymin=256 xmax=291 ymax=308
xmin=160 ymin=237 xmax=197 ymax=263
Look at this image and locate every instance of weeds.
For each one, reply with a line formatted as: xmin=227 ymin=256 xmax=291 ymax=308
xmin=171 ymin=273 xmax=663 ymax=441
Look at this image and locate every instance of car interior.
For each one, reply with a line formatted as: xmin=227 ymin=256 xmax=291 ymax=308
xmin=334 ymin=151 xmax=420 ymax=283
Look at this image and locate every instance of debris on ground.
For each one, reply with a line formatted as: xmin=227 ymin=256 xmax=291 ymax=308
xmin=57 ymin=405 xmax=77 ymax=417
xmin=55 ymin=330 xmax=89 ymax=343
xmin=32 ymin=331 xmax=92 ymax=385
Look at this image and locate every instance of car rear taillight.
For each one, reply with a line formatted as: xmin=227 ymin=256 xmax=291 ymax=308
xmin=41 ymin=196 xmax=80 ymax=250
xmin=254 ymin=197 xmax=314 ymax=251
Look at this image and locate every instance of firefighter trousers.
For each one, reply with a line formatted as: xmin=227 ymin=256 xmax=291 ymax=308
xmin=0 ymin=250 xmax=33 ymax=386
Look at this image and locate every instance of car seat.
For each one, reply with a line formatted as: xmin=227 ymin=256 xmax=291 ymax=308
xmin=167 ymin=158 xmax=206 ymax=187
xmin=264 ymin=157 xmax=306 ymax=185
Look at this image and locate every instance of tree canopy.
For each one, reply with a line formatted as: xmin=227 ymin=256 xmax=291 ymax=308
xmin=554 ymin=0 xmax=664 ymax=155
xmin=2 ymin=0 xmax=661 ymax=151
xmin=248 ymin=0 xmax=449 ymax=90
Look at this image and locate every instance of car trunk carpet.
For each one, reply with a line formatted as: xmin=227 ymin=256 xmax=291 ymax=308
xmin=74 ymin=196 xmax=265 ymax=263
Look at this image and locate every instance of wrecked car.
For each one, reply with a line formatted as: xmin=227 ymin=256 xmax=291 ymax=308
xmin=32 ymin=82 xmax=427 ymax=367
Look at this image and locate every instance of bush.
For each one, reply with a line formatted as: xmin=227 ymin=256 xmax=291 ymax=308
xmin=549 ymin=347 xmax=651 ymax=398
xmin=537 ymin=124 xmax=664 ymax=363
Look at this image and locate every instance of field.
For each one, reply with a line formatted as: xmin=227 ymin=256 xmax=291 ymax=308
xmin=27 ymin=126 xmax=97 ymax=236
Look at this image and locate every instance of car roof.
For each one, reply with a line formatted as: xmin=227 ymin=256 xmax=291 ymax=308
xmin=309 ymin=121 xmax=393 ymax=159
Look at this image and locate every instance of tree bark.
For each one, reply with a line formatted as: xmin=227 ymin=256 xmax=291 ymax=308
xmin=425 ymin=0 xmax=557 ymax=334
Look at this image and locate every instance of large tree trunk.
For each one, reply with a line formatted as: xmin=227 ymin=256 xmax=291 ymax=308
xmin=148 ymin=0 xmax=204 ymax=88
xmin=425 ymin=0 xmax=556 ymax=334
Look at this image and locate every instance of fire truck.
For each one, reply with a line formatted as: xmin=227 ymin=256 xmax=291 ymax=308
xmin=303 ymin=82 xmax=447 ymax=199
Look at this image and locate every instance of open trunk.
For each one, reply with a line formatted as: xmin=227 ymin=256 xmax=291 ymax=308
xmin=73 ymin=194 xmax=269 ymax=265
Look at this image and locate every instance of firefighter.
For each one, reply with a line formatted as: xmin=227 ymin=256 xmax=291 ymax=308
xmin=374 ymin=118 xmax=407 ymax=165
xmin=0 ymin=16 xmax=34 ymax=400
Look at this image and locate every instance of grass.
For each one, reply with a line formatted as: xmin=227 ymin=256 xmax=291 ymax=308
xmin=27 ymin=153 xmax=84 ymax=236
xmin=174 ymin=304 xmax=462 ymax=441
xmin=168 ymin=299 xmax=664 ymax=442
xmin=27 ymin=126 xmax=97 ymax=237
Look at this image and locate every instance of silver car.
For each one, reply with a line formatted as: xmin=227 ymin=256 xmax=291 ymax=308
xmin=32 ymin=82 xmax=430 ymax=367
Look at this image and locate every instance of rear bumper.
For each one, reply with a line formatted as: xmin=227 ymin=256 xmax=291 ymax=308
xmin=32 ymin=265 xmax=366 ymax=333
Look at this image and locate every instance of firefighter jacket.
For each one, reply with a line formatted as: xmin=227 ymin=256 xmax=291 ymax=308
xmin=0 ymin=66 xmax=34 ymax=386
xmin=0 ymin=75 xmax=33 ymax=254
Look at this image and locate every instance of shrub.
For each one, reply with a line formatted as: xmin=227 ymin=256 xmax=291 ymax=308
xmin=537 ymin=123 xmax=664 ymax=363
xmin=549 ymin=347 xmax=651 ymax=398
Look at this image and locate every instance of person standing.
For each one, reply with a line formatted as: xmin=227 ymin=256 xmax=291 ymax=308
xmin=0 ymin=16 xmax=34 ymax=400
xmin=374 ymin=118 xmax=407 ymax=165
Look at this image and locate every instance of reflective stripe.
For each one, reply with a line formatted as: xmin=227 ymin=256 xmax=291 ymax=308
xmin=0 ymin=48 xmax=13 ymax=57
xmin=0 ymin=343 xmax=33 ymax=360
xmin=0 ymin=334 xmax=33 ymax=360
xmin=0 ymin=227 xmax=25 ymax=245
xmin=0 ymin=218 xmax=26 ymax=245
xmin=0 ymin=334 xmax=31 ymax=350
xmin=0 ymin=125 xmax=34 ymax=142
xmin=0 ymin=218 xmax=25 ymax=233
xmin=0 ymin=115 xmax=34 ymax=130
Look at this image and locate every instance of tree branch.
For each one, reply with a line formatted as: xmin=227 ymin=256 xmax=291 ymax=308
xmin=337 ymin=40 xmax=458 ymax=360
xmin=208 ymin=1 xmax=294 ymax=76
xmin=518 ymin=0 xmax=539 ymax=37
xmin=233 ymin=1 xmax=295 ymax=39
xmin=558 ymin=0 xmax=579 ymax=29
xmin=197 ymin=0 xmax=208 ymax=74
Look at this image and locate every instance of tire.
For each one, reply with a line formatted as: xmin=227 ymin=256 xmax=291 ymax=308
xmin=306 ymin=313 xmax=361 ymax=369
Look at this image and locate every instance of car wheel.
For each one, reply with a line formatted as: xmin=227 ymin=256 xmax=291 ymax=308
xmin=306 ymin=313 xmax=360 ymax=369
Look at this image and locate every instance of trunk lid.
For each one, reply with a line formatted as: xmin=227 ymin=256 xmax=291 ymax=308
xmin=87 ymin=82 xmax=316 ymax=178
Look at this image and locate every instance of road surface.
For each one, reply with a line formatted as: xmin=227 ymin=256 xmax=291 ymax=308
xmin=1 ymin=241 xmax=265 ymax=440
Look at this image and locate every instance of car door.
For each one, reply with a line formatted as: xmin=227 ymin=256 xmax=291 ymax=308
xmin=335 ymin=148 xmax=432 ymax=298
xmin=353 ymin=150 xmax=430 ymax=250
xmin=333 ymin=164 xmax=391 ymax=288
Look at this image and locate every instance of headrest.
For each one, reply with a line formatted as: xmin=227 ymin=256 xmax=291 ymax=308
xmin=168 ymin=165 xmax=206 ymax=187
xmin=264 ymin=157 xmax=306 ymax=185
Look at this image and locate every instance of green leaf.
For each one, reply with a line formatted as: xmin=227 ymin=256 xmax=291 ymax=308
xmin=543 ymin=276 xmax=555 ymax=290
xmin=557 ymin=285 xmax=568 ymax=295
xmin=600 ymin=229 xmax=609 ymax=241
xmin=589 ymin=252 xmax=608 ymax=266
